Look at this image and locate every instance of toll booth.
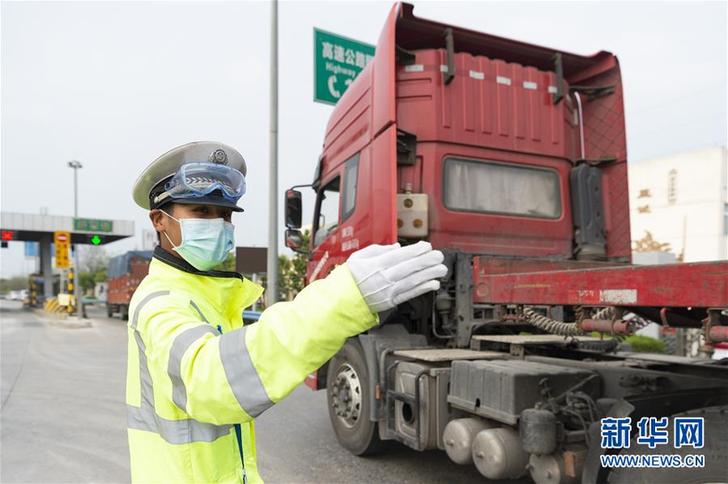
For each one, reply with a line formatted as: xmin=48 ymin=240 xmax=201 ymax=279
xmin=26 ymin=273 xmax=61 ymax=308
xmin=1 ymin=212 xmax=135 ymax=302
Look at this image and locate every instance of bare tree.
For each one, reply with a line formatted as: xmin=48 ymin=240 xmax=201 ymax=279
xmin=79 ymin=245 xmax=109 ymax=273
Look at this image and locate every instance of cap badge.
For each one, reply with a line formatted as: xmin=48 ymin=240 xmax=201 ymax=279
xmin=209 ymin=149 xmax=228 ymax=165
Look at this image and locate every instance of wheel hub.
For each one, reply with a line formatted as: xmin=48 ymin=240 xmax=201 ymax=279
xmin=330 ymin=363 xmax=362 ymax=428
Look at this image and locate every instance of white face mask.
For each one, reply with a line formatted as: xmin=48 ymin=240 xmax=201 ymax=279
xmin=161 ymin=210 xmax=235 ymax=271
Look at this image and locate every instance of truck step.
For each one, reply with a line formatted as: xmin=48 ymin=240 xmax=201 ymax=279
xmin=392 ymin=348 xmax=506 ymax=362
xmin=470 ymin=334 xmax=606 ymax=354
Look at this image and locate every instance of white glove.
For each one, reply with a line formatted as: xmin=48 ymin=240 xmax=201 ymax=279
xmin=346 ymin=241 xmax=448 ymax=313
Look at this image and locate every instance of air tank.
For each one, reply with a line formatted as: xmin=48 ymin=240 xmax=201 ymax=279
xmin=471 ymin=427 xmax=529 ymax=479
xmin=529 ymin=453 xmax=577 ymax=484
xmin=442 ymin=418 xmax=495 ymax=465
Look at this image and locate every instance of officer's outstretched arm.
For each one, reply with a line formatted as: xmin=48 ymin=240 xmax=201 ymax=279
xmin=246 ymin=241 xmax=446 ymax=407
xmin=133 ymin=242 xmax=444 ymax=426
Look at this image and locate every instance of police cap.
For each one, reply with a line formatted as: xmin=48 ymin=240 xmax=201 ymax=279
xmin=132 ymin=141 xmax=247 ymax=212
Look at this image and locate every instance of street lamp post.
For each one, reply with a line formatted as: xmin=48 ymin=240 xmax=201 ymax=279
xmin=67 ymin=160 xmax=83 ymax=318
xmin=266 ymin=0 xmax=279 ymax=307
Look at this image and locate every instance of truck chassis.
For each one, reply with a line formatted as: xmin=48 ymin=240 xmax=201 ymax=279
xmin=318 ymin=253 xmax=728 ymax=483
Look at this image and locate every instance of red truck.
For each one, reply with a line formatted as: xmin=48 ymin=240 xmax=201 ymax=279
xmin=106 ymin=250 xmax=153 ymax=320
xmin=284 ymin=3 xmax=728 ymax=483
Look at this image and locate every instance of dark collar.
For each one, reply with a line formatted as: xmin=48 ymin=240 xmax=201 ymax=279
xmin=153 ymin=246 xmax=243 ymax=280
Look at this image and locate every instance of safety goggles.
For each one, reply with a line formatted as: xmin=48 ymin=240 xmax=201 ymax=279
xmin=154 ymin=162 xmax=246 ymax=205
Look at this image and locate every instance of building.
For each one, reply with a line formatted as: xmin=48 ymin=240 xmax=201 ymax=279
xmin=628 ymin=146 xmax=728 ymax=262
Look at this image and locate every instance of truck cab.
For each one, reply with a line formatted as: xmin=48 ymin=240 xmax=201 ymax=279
xmin=287 ymin=2 xmax=630 ymax=282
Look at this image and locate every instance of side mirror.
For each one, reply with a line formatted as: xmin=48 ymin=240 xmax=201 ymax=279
xmin=285 ymin=228 xmax=308 ymax=254
xmin=285 ymin=189 xmax=302 ymax=229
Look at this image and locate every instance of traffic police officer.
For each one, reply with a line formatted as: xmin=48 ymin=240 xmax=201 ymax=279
xmin=127 ymin=141 xmax=447 ymax=483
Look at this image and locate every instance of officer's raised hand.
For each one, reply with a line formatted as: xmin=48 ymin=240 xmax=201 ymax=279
xmin=346 ymin=240 xmax=448 ymax=313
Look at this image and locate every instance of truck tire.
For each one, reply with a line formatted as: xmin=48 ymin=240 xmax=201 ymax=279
xmin=608 ymin=405 xmax=728 ymax=483
xmin=106 ymin=304 xmax=113 ymax=318
xmin=121 ymin=305 xmax=129 ymax=321
xmin=326 ymin=339 xmax=383 ymax=456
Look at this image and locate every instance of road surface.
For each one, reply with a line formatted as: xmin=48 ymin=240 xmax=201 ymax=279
xmin=1 ymin=300 xmax=521 ymax=483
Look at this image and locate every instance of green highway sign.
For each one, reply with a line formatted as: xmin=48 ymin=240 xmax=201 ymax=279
xmin=74 ymin=218 xmax=113 ymax=233
xmin=314 ymin=28 xmax=375 ymax=105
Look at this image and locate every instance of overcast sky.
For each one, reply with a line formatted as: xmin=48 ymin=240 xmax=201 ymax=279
xmin=1 ymin=0 xmax=726 ymax=277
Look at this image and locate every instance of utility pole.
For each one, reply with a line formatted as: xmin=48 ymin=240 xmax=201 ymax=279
xmin=266 ymin=0 xmax=279 ymax=307
xmin=68 ymin=160 xmax=83 ymax=318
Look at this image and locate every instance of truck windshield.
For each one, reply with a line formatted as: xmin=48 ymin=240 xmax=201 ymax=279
xmin=313 ymin=177 xmax=341 ymax=247
xmin=443 ymin=157 xmax=561 ymax=218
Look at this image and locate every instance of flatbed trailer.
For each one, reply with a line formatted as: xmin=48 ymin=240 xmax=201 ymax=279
xmin=283 ymin=3 xmax=728 ymax=482
xmin=474 ymin=258 xmax=727 ymax=310
xmin=470 ymin=257 xmax=728 ymax=339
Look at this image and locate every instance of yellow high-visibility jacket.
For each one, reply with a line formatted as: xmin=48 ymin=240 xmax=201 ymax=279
xmin=126 ymin=247 xmax=378 ymax=483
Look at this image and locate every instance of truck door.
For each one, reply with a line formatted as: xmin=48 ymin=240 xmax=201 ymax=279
xmin=308 ymin=174 xmax=344 ymax=281
xmin=305 ymin=2 xmax=400 ymax=281
xmin=307 ymin=129 xmax=398 ymax=283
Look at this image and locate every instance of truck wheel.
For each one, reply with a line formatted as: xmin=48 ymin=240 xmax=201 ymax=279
xmin=326 ymin=339 xmax=383 ymax=456
xmin=608 ymin=405 xmax=728 ymax=483
xmin=106 ymin=304 xmax=113 ymax=318
xmin=121 ymin=305 xmax=129 ymax=321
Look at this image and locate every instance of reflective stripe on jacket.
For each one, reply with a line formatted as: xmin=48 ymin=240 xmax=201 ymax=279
xmin=126 ymin=247 xmax=379 ymax=483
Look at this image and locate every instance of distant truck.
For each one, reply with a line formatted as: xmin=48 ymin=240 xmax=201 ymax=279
xmin=106 ymin=251 xmax=153 ymax=320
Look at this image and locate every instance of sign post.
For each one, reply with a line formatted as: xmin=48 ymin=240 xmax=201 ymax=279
xmin=314 ymin=28 xmax=375 ymax=105
xmin=54 ymin=231 xmax=70 ymax=269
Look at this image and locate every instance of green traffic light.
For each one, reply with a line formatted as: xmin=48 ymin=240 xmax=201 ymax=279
xmin=91 ymin=235 xmax=102 ymax=245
